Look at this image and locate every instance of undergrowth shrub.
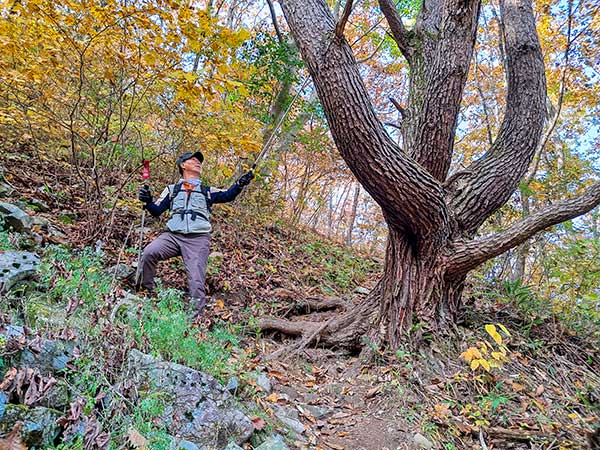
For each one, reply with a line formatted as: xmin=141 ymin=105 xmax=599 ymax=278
xmin=38 ymin=245 xmax=113 ymax=305
xmin=129 ymin=288 xmax=244 ymax=380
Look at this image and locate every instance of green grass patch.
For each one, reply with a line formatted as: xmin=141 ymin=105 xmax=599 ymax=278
xmin=129 ymin=288 xmax=245 ymax=380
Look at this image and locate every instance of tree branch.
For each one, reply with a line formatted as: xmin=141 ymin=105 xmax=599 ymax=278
xmin=448 ymin=0 xmax=546 ymax=234
xmin=388 ymin=96 xmax=406 ymax=119
xmin=447 ymin=182 xmax=600 ymax=277
xmin=266 ymin=0 xmax=284 ymax=43
xmin=335 ymin=0 xmax=354 ymax=38
xmin=377 ymin=0 xmax=412 ymax=60
xmin=399 ymin=0 xmax=480 ymax=182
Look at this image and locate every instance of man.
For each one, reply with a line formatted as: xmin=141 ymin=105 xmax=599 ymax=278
xmin=137 ymin=151 xmax=254 ymax=316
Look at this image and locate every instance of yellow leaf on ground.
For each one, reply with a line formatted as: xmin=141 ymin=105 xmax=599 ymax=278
xmin=479 ymin=359 xmax=491 ymax=372
xmin=485 ymin=324 xmax=503 ymax=345
xmin=265 ymin=392 xmax=279 ymax=402
xmin=497 ymin=323 xmax=511 ymax=336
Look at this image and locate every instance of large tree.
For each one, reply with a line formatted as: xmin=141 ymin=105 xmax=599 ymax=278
xmin=260 ymin=0 xmax=600 ymax=350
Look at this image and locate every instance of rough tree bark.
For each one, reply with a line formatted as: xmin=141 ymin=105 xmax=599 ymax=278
xmin=259 ymin=0 xmax=600 ymax=351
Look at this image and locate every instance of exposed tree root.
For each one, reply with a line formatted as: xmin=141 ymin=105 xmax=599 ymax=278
xmin=292 ymin=295 xmax=346 ymax=313
xmin=259 ymin=284 xmax=382 ymax=357
xmin=271 ymin=290 xmax=346 ymax=317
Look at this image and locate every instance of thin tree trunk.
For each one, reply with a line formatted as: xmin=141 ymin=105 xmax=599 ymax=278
xmin=345 ymin=182 xmax=360 ymax=247
xmin=327 ymin=189 xmax=334 ymax=238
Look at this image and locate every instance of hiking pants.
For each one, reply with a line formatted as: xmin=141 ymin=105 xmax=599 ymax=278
xmin=140 ymin=232 xmax=211 ymax=310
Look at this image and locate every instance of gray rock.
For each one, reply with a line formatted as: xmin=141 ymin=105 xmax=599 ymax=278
xmin=253 ymin=371 xmax=272 ymax=393
xmin=20 ymin=338 xmax=77 ymax=374
xmin=353 ymin=286 xmax=370 ymax=295
xmin=31 ymin=215 xmax=49 ymax=229
xmin=301 ymin=404 xmax=331 ymax=419
xmin=0 ymin=202 xmax=32 ymax=232
xmin=277 ymin=385 xmax=300 ymax=401
xmin=274 ymin=406 xmax=305 ymax=435
xmin=0 ymin=251 xmax=39 ymax=293
xmin=255 ymin=435 xmax=290 ymax=450
xmin=226 ymin=377 xmax=240 ymax=393
xmin=413 ymin=433 xmax=434 ymax=449
xmin=108 ymin=263 xmax=135 ymax=279
xmin=0 ymin=182 xmax=14 ymax=198
xmin=128 ymin=349 xmax=253 ymax=449
xmin=0 ymin=404 xmax=61 ymax=448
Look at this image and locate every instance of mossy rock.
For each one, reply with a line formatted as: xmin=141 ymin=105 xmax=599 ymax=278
xmin=0 ymin=404 xmax=61 ymax=448
xmin=43 ymin=379 xmax=72 ymax=410
xmin=24 ymin=299 xmax=67 ymax=329
xmin=20 ymin=338 xmax=77 ymax=374
xmin=24 ymin=298 xmax=88 ymax=335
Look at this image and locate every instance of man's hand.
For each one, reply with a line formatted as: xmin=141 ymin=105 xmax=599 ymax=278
xmin=237 ymin=170 xmax=255 ymax=187
xmin=138 ymin=185 xmax=153 ymax=203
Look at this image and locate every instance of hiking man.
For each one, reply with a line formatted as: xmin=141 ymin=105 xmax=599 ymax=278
xmin=137 ymin=151 xmax=254 ymax=316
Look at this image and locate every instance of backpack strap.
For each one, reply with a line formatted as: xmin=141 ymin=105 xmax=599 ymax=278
xmin=169 ymin=182 xmax=184 ymax=212
xmin=169 ymin=182 xmax=212 ymax=212
xmin=201 ymin=185 xmax=212 ymax=212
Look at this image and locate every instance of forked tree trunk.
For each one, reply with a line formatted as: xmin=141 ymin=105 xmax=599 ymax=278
xmin=262 ymin=0 xmax=600 ymax=350
xmin=377 ymin=229 xmax=466 ymax=347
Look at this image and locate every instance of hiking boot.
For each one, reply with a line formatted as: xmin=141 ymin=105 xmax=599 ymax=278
xmin=190 ymin=297 xmax=206 ymax=314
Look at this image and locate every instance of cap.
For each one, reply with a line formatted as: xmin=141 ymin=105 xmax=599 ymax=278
xmin=176 ymin=151 xmax=204 ymax=174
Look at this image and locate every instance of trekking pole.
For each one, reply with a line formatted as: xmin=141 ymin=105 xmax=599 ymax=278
xmin=135 ymin=159 xmax=150 ymax=287
xmin=251 ymin=76 xmax=311 ymax=171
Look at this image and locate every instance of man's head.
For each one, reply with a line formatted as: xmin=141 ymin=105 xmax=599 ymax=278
xmin=177 ymin=151 xmax=204 ymax=178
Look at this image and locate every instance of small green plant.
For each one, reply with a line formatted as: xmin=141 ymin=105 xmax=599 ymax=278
xmin=0 ymin=228 xmax=17 ymax=250
xmin=478 ymin=383 xmax=512 ymax=413
xmin=301 ymin=240 xmax=377 ymax=290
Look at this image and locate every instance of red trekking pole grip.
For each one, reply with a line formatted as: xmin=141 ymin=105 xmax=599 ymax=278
xmin=142 ymin=159 xmax=150 ymax=181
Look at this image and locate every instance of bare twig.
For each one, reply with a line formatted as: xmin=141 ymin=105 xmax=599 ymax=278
xmin=388 ymin=97 xmax=406 ymax=118
xmin=335 ymin=0 xmax=354 ymax=38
